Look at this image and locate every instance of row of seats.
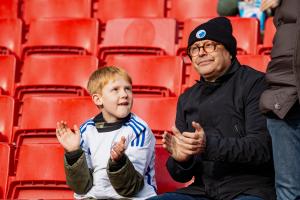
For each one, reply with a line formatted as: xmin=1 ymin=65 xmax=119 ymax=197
xmin=0 ymin=142 xmax=188 ymax=199
xmin=1 ymin=0 xmax=218 ymax=23
xmin=0 ymin=54 xmax=270 ymax=98
xmin=0 ymin=17 xmax=275 ymax=59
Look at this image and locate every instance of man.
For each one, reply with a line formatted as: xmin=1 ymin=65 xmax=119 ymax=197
xmin=148 ymin=17 xmax=275 ymax=200
xmin=259 ymin=0 xmax=300 ymax=199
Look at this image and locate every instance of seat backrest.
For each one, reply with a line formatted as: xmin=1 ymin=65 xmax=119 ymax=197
xmin=23 ymin=0 xmax=92 ymax=25
xmin=105 ymin=55 xmax=184 ymax=97
xmin=0 ymin=143 xmax=10 ymax=199
xmin=0 ymin=0 xmax=19 ymax=18
xmin=6 ymin=143 xmax=73 ymax=199
xmin=13 ymin=96 xmax=98 ymax=145
xmin=97 ymin=0 xmax=166 ymax=23
xmin=0 ymin=55 xmax=16 ymax=96
xmin=0 ymin=19 xmax=22 ymax=57
xmin=132 ymin=97 xmax=177 ymax=143
xmin=155 ymin=145 xmax=189 ymax=194
xmin=99 ymin=18 xmax=177 ymax=59
xmin=0 ymin=96 xmax=14 ymax=142
xmin=178 ymin=17 xmax=260 ymax=55
xmin=237 ymin=55 xmax=270 ymax=73
xmin=258 ymin=17 xmax=275 ymax=55
xmin=15 ymin=55 xmax=98 ymax=100
xmin=168 ymin=0 xmax=218 ymax=22
xmin=24 ymin=18 xmax=99 ymax=56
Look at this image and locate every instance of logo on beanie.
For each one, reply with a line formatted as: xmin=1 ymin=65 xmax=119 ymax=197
xmin=196 ymin=30 xmax=206 ymax=39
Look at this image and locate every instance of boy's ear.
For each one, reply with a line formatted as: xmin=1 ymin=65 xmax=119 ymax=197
xmin=92 ymin=93 xmax=103 ymax=106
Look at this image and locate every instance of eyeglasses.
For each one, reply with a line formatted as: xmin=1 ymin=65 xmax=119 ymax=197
xmin=188 ymin=42 xmax=221 ymax=57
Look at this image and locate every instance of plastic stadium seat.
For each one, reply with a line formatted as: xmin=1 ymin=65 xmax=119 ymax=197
xmin=168 ymin=0 xmax=218 ymax=22
xmin=14 ymin=55 xmax=98 ymax=100
xmin=178 ymin=17 xmax=260 ymax=56
xmin=0 ymin=19 xmax=22 ymax=57
xmin=0 ymin=96 xmax=14 ymax=143
xmin=105 ymin=55 xmax=184 ymax=97
xmin=132 ymin=97 xmax=177 ymax=144
xmin=0 ymin=0 xmax=19 ymax=18
xmin=12 ymin=96 xmax=98 ymax=146
xmin=23 ymin=0 xmax=92 ymax=25
xmin=0 ymin=143 xmax=11 ymax=199
xmin=99 ymin=18 xmax=177 ymax=60
xmin=155 ymin=145 xmax=190 ymax=194
xmin=258 ymin=17 xmax=275 ymax=55
xmin=6 ymin=144 xmax=73 ymax=199
xmin=23 ymin=18 xmax=99 ymax=57
xmin=237 ymin=55 xmax=270 ymax=73
xmin=0 ymin=55 xmax=16 ymax=96
xmin=97 ymin=0 xmax=166 ymax=23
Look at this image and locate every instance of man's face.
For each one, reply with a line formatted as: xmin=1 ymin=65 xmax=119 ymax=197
xmin=189 ymin=40 xmax=232 ymax=82
xmin=94 ymin=75 xmax=133 ymax=123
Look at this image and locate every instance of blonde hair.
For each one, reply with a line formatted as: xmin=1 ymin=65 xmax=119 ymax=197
xmin=87 ymin=66 xmax=132 ymax=95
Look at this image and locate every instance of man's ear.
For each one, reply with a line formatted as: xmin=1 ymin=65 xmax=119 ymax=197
xmin=92 ymin=93 xmax=102 ymax=107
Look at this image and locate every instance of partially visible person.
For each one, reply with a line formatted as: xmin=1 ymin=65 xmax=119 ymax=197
xmin=56 ymin=66 xmax=157 ymax=199
xmin=260 ymin=0 xmax=300 ymax=199
xmin=148 ymin=17 xmax=275 ymax=200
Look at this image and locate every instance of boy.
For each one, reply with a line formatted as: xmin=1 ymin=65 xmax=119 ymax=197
xmin=56 ymin=66 xmax=157 ymax=199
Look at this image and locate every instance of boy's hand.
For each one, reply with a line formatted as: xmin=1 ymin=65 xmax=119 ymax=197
xmin=110 ymin=136 xmax=126 ymax=162
xmin=260 ymin=0 xmax=280 ymax=11
xmin=56 ymin=121 xmax=80 ymax=152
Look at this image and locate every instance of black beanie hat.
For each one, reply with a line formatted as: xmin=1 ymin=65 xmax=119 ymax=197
xmin=188 ymin=17 xmax=237 ymax=58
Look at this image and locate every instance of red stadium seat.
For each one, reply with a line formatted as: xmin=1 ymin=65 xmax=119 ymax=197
xmin=0 ymin=0 xmax=19 ymax=19
xmin=23 ymin=18 xmax=99 ymax=56
xmin=23 ymin=0 xmax=92 ymax=25
xmin=237 ymin=55 xmax=270 ymax=73
xmin=155 ymin=145 xmax=190 ymax=194
xmin=99 ymin=18 xmax=177 ymax=60
xmin=132 ymin=97 xmax=177 ymax=143
xmin=6 ymin=144 xmax=73 ymax=199
xmin=96 ymin=0 xmax=166 ymax=23
xmin=14 ymin=55 xmax=98 ymax=100
xmin=0 ymin=19 xmax=22 ymax=57
xmin=258 ymin=17 xmax=275 ymax=55
xmin=12 ymin=96 xmax=98 ymax=146
xmin=178 ymin=17 xmax=260 ymax=56
xmin=105 ymin=55 xmax=184 ymax=97
xmin=0 ymin=96 xmax=14 ymax=143
xmin=0 ymin=55 xmax=16 ymax=96
xmin=168 ymin=0 xmax=218 ymax=22
xmin=0 ymin=143 xmax=11 ymax=199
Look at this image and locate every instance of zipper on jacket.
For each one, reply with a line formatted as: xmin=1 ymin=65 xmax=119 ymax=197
xmin=234 ymin=124 xmax=243 ymax=138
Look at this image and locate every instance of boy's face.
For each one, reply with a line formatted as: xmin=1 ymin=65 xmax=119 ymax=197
xmin=93 ymin=75 xmax=133 ymax=123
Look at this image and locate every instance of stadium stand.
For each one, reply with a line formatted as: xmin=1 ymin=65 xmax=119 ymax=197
xmin=22 ymin=0 xmax=92 ymax=25
xmin=23 ymin=18 xmax=99 ymax=57
xmin=14 ymin=55 xmax=98 ymax=100
xmin=258 ymin=17 xmax=275 ymax=55
xmin=0 ymin=55 xmax=16 ymax=96
xmin=6 ymin=144 xmax=73 ymax=199
xmin=0 ymin=18 xmax=22 ymax=58
xmin=237 ymin=54 xmax=270 ymax=73
xmin=99 ymin=18 xmax=177 ymax=60
xmin=12 ymin=96 xmax=98 ymax=146
xmin=168 ymin=0 xmax=218 ymax=22
xmin=105 ymin=55 xmax=184 ymax=97
xmin=96 ymin=0 xmax=166 ymax=23
xmin=132 ymin=97 xmax=177 ymax=144
xmin=0 ymin=142 xmax=11 ymax=199
xmin=0 ymin=0 xmax=19 ymax=19
xmin=0 ymin=96 xmax=15 ymax=143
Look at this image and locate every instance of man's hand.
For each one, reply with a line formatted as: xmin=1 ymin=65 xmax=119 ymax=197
xmin=260 ymin=0 xmax=280 ymax=11
xmin=162 ymin=121 xmax=206 ymax=162
xmin=56 ymin=121 xmax=80 ymax=152
xmin=111 ymin=136 xmax=126 ymax=162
